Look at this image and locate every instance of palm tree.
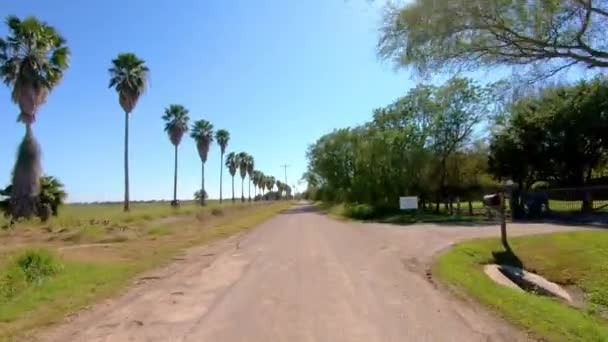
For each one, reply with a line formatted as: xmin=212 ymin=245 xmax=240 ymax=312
xmin=237 ymin=152 xmax=249 ymax=202
xmin=109 ymin=52 xmax=149 ymax=212
xmin=266 ymin=176 xmax=276 ymax=199
xmin=245 ymin=155 xmax=255 ymax=202
xmin=191 ymin=120 xmax=214 ymax=206
xmin=0 ymin=16 xmax=69 ymax=219
xmin=258 ymin=172 xmax=266 ymax=199
xmin=162 ymin=105 xmax=190 ymax=207
xmin=252 ymin=170 xmax=262 ymax=200
xmin=215 ymin=129 xmax=230 ymax=203
xmin=276 ymin=181 xmax=284 ymax=199
xmin=225 ymin=152 xmax=238 ymax=203
xmin=1 ymin=175 xmax=66 ymax=220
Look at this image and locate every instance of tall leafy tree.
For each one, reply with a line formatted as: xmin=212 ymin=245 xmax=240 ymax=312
xmin=225 ymin=152 xmax=238 ymax=203
xmin=162 ymin=105 xmax=190 ymax=206
xmin=245 ymin=155 xmax=255 ymax=202
xmin=109 ymin=52 xmax=149 ymax=211
xmin=0 ymin=16 xmax=69 ymax=219
xmin=215 ymin=129 xmax=230 ymax=203
xmin=190 ymin=119 xmax=214 ymax=206
xmin=379 ymin=0 xmax=608 ymax=79
xmin=237 ymin=152 xmax=249 ymax=202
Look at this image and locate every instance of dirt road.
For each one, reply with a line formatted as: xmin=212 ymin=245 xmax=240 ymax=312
xmin=42 ymin=205 xmax=579 ymax=342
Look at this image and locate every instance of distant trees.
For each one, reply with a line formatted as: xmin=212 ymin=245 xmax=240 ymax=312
xmin=305 ymin=77 xmax=496 ymax=212
xmin=379 ymin=0 xmax=608 ymax=79
xmin=0 ymin=16 xmax=69 ymax=219
xmin=109 ymin=52 xmax=149 ymax=212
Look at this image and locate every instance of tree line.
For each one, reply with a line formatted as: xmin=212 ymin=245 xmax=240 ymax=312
xmin=304 ymin=76 xmax=608 ymax=216
xmin=304 ymin=0 xmax=608 ymax=217
xmin=0 ymin=15 xmax=289 ymax=221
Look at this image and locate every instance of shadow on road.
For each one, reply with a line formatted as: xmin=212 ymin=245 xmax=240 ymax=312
xmin=281 ymin=205 xmax=322 ymax=215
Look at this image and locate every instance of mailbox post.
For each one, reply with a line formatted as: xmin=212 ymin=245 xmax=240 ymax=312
xmin=483 ymin=184 xmax=511 ymax=249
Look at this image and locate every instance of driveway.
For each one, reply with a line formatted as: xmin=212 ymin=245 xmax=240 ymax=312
xmin=41 ymin=204 xmax=579 ymax=342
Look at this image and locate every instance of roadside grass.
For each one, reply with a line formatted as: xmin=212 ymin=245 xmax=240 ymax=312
xmin=435 ymin=231 xmax=608 ymax=341
xmin=0 ymin=201 xmax=292 ymax=341
xmin=315 ymin=201 xmax=491 ymax=224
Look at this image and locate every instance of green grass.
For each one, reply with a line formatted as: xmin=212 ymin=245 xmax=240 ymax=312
xmin=315 ymin=201 xmax=490 ymax=224
xmin=0 ymin=201 xmax=292 ymax=341
xmin=147 ymin=225 xmax=172 ymax=236
xmin=435 ymin=231 xmax=608 ymax=341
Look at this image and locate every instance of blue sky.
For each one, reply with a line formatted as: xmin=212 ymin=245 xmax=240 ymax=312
xmin=1 ymin=0 xmax=417 ymax=202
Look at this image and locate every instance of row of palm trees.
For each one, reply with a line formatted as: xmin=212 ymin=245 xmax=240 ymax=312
xmin=0 ymin=15 xmax=289 ymax=217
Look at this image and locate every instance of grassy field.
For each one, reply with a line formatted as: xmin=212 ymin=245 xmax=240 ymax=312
xmin=0 ymin=200 xmax=292 ymax=341
xmin=435 ymin=231 xmax=608 ymax=341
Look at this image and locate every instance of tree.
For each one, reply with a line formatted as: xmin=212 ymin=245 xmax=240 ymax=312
xmin=237 ymin=152 xmax=249 ymax=203
xmin=215 ymin=129 xmax=230 ymax=204
xmin=191 ymin=119 xmax=214 ymax=206
xmin=193 ymin=189 xmax=208 ymax=202
xmin=252 ymin=170 xmax=260 ymax=199
xmin=162 ymin=105 xmax=190 ymax=207
xmin=0 ymin=16 xmax=69 ymax=219
xmin=245 ymin=155 xmax=255 ymax=202
xmin=1 ymin=175 xmax=66 ymax=219
xmin=489 ymin=77 xmax=608 ymax=212
xmin=379 ymin=0 xmax=608 ymax=79
xmin=266 ymin=176 xmax=276 ymax=197
xmin=109 ymin=52 xmax=149 ymax=212
xmin=225 ymin=152 xmax=238 ymax=203
xmin=256 ymin=171 xmax=266 ymax=199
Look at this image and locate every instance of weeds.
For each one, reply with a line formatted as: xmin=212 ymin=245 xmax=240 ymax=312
xmin=0 ymin=249 xmax=62 ymax=301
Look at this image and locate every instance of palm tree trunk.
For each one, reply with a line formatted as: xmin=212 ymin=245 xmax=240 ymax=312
xmin=173 ymin=144 xmax=178 ymax=204
xmin=248 ymin=178 xmax=251 ymax=202
xmin=201 ymin=161 xmax=206 ymax=206
xmin=231 ymin=176 xmax=235 ymax=203
xmin=124 ymin=112 xmax=130 ymax=212
xmin=219 ymin=152 xmax=224 ymax=204
xmin=241 ymin=178 xmax=245 ymax=202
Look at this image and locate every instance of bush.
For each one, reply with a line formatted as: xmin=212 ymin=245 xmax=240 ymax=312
xmin=344 ymin=203 xmax=376 ymax=220
xmin=211 ymin=208 xmax=223 ymax=216
xmin=0 ymin=249 xmax=62 ymax=301
xmin=15 ymin=249 xmax=62 ymax=284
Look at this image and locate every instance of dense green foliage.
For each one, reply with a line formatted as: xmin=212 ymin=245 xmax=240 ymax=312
xmin=489 ymin=78 xmax=608 ymax=188
xmin=379 ymin=0 xmax=608 ymax=78
xmin=305 ymin=77 xmax=497 ymax=210
xmin=305 ymin=76 xmax=608 ymax=214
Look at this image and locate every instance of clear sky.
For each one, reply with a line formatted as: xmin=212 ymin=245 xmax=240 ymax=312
xmin=0 ymin=0 xmax=416 ymax=202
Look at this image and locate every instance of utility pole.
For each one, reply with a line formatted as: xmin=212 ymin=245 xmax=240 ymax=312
xmin=280 ymin=164 xmax=290 ymax=185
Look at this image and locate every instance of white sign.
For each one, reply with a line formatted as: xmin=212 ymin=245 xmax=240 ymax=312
xmin=399 ymin=196 xmax=418 ymax=210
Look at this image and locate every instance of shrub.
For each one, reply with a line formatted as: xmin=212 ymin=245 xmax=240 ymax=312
xmin=211 ymin=208 xmax=223 ymax=216
xmin=0 ymin=249 xmax=62 ymax=301
xmin=344 ymin=203 xmax=375 ymax=220
xmin=16 ymin=249 xmax=62 ymax=284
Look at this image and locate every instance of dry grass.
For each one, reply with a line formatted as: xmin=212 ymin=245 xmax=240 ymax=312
xmin=0 ymin=200 xmax=293 ymax=340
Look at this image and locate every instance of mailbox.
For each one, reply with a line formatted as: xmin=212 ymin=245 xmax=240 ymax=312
xmin=483 ymin=194 xmax=501 ymax=207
